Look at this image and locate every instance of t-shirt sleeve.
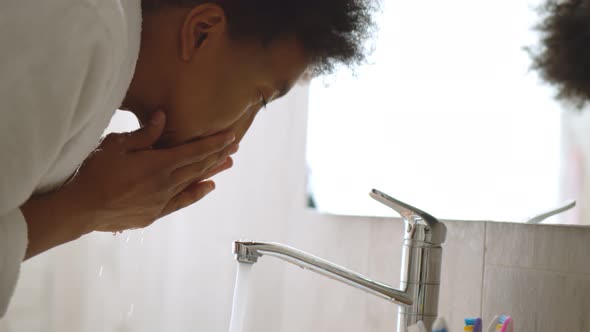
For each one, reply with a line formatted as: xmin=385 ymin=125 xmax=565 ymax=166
xmin=0 ymin=2 xmax=113 ymax=317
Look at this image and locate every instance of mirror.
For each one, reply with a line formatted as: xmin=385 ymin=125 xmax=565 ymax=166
xmin=305 ymin=0 xmax=589 ymax=224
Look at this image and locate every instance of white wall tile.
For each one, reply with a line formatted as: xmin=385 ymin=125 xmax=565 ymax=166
xmin=482 ymin=265 xmax=542 ymax=330
xmin=438 ymin=220 xmax=485 ymax=332
xmin=482 ymin=265 xmax=590 ymax=332
xmin=483 ymin=222 xmax=590 ymax=332
xmin=486 ymin=222 xmax=590 ymax=275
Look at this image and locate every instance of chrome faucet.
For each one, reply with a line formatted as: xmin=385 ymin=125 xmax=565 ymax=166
xmin=233 ymin=189 xmax=447 ymax=332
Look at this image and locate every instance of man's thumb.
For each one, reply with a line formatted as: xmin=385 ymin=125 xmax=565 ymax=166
xmin=125 ymin=111 xmax=166 ymax=150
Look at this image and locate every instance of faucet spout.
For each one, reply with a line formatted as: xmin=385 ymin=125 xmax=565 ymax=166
xmin=233 ymin=241 xmax=413 ymax=306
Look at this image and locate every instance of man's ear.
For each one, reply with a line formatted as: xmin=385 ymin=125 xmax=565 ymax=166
xmin=180 ymin=4 xmax=227 ymax=61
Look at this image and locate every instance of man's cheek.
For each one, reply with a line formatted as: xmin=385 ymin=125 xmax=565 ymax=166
xmin=233 ymin=107 xmax=261 ymax=144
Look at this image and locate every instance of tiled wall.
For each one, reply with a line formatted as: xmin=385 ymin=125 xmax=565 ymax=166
xmin=483 ymin=222 xmax=590 ymax=332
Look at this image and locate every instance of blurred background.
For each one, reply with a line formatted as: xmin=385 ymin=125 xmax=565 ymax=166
xmin=306 ymin=0 xmax=590 ymax=224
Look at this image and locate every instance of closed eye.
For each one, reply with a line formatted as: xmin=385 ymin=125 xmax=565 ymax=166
xmin=259 ymin=91 xmax=268 ymax=108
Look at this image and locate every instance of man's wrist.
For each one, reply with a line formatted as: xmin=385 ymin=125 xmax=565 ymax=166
xmin=21 ymin=187 xmax=95 ymax=260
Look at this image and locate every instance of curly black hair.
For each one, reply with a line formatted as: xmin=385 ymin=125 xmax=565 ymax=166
xmin=530 ymin=0 xmax=590 ymax=108
xmin=142 ymin=0 xmax=378 ymax=77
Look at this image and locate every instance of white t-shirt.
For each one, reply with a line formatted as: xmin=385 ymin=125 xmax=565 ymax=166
xmin=0 ymin=0 xmax=142 ymax=316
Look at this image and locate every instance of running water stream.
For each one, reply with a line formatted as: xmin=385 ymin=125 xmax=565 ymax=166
xmin=229 ymin=263 xmax=254 ymax=332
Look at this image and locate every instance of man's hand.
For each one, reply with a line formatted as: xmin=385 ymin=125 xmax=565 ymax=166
xmin=21 ymin=111 xmax=238 ymax=259
xmin=73 ymin=111 xmax=239 ymax=232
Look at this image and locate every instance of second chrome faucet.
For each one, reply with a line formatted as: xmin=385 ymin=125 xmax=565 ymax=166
xmin=233 ymin=189 xmax=447 ymax=332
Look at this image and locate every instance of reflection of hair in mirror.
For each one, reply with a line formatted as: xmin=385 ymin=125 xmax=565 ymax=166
xmin=141 ymin=0 xmax=378 ymax=77
xmin=530 ymin=0 xmax=590 ymax=109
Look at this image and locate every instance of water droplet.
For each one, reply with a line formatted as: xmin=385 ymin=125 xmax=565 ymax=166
xmin=140 ymin=237 xmax=144 ymax=245
xmin=127 ymin=303 xmax=135 ymax=317
xmin=125 ymin=236 xmax=130 ymax=243
xmin=98 ymin=265 xmax=104 ymax=277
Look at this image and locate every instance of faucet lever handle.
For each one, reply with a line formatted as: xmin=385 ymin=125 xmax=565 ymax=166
xmin=525 ymin=200 xmax=576 ymax=224
xmin=370 ymin=189 xmax=440 ymax=227
xmin=370 ymin=189 xmax=447 ymax=245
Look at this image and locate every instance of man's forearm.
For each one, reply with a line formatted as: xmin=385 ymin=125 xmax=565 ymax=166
xmin=20 ymin=188 xmax=94 ymax=260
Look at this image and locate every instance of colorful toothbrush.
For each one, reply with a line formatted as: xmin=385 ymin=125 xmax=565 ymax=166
xmin=433 ymin=317 xmax=448 ymax=332
xmin=465 ymin=318 xmax=483 ymax=332
xmin=486 ymin=315 xmax=500 ymax=332
xmin=498 ymin=315 xmax=514 ymax=332
xmin=474 ymin=318 xmax=482 ymax=332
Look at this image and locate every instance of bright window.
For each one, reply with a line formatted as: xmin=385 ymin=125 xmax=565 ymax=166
xmin=306 ymin=0 xmax=563 ymax=221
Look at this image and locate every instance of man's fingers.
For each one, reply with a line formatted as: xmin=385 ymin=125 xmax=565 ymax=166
xmin=162 ymin=131 xmax=236 ymax=169
xmin=160 ymin=181 xmax=216 ymax=217
xmin=172 ymin=157 xmax=234 ymax=195
xmin=124 ymin=111 xmax=166 ymax=151
xmin=200 ymin=157 xmax=234 ymax=180
xmin=169 ymin=143 xmax=238 ymax=186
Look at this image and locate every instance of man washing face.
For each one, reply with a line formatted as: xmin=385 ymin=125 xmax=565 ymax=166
xmin=0 ymin=0 xmax=376 ymax=316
